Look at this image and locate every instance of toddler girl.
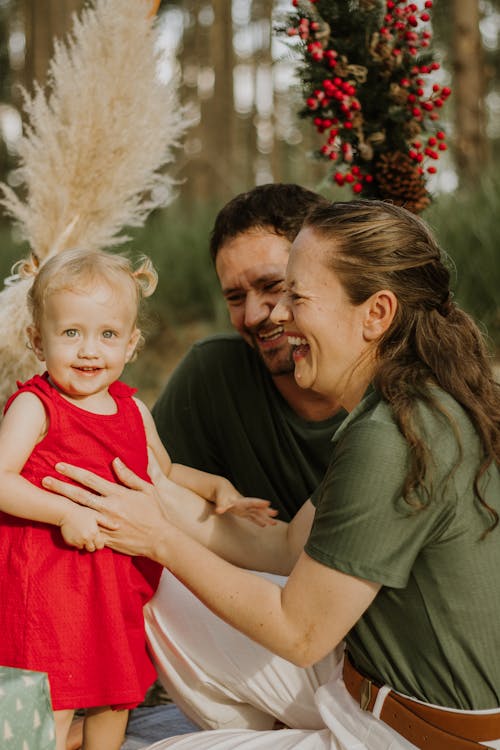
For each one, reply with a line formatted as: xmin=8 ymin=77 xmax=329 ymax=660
xmin=0 ymin=249 xmax=275 ymax=750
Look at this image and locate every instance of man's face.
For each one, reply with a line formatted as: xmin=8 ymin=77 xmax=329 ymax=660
xmin=215 ymin=229 xmax=294 ymax=375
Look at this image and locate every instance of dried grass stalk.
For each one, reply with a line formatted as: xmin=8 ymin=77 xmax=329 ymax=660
xmin=0 ymin=0 xmax=189 ymax=407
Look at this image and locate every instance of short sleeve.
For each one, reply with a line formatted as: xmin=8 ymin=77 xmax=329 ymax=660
xmin=305 ymin=416 xmax=456 ymax=588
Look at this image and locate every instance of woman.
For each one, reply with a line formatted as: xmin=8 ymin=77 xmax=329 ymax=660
xmin=45 ymin=200 xmax=500 ymax=749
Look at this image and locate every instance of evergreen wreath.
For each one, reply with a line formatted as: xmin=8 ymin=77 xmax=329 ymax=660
xmin=284 ymin=0 xmax=451 ymax=213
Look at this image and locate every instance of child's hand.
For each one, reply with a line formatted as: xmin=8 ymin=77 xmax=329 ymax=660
xmin=213 ymin=489 xmax=278 ymax=528
xmin=59 ymin=505 xmax=103 ymax=551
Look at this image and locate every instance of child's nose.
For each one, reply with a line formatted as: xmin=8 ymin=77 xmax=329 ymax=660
xmin=78 ymin=338 xmax=99 ymax=357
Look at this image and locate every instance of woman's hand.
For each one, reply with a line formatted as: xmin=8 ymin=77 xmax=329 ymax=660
xmin=42 ymin=458 xmax=167 ymax=560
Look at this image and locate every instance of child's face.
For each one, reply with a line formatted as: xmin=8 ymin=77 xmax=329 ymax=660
xmin=29 ymin=282 xmax=140 ymax=402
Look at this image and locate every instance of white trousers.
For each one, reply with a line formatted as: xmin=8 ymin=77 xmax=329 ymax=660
xmin=144 ymin=570 xmax=340 ymax=731
xmin=144 ymin=570 xmax=500 ymax=750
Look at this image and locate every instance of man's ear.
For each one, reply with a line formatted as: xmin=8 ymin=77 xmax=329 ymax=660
xmin=27 ymin=325 xmax=46 ymax=362
xmin=362 ymin=290 xmax=398 ymax=342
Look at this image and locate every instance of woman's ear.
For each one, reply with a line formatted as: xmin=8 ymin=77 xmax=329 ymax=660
xmin=27 ymin=325 xmax=46 ymax=362
xmin=362 ymin=290 xmax=398 ymax=341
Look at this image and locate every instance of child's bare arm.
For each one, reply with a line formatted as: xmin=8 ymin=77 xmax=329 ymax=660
xmin=136 ymin=398 xmax=277 ymax=527
xmin=0 ymin=393 xmax=111 ymax=549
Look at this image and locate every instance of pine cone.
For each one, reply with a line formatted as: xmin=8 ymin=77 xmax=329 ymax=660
xmin=373 ymin=151 xmax=430 ymax=214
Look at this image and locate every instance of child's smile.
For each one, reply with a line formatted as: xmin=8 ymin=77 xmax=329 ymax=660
xmin=30 ymin=283 xmax=140 ymax=413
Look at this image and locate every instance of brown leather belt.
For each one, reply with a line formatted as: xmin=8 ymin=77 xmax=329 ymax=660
xmin=343 ymin=654 xmax=500 ymax=749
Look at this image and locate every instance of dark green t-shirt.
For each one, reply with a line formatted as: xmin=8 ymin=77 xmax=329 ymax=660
xmin=307 ymin=388 xmax=500 ymax=709
xmin=152 ymin=334 xmax=346 ymax=521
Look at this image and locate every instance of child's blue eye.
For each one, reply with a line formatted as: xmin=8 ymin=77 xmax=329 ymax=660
xmin=102 ymin=330 xmax=115 ymax=339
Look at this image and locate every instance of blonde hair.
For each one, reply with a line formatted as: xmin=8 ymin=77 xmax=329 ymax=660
xmin=27 ymin=248 xmax=157 ymax=356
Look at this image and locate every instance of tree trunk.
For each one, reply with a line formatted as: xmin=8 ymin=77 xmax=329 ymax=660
xmin=450 ymin=0 xmax=489 ymax=183
xmin=20 ymin=0 xmax=84 ymax=91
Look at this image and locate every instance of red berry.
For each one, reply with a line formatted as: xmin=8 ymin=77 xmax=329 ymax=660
xmin=344 ymin=173 xmax=355 ymax=183
xmin=438 ymin=143 xmax=447 ymax=151
xmin=427 ymin=166 xmax=437 ymax=174
xmin=421 ymin=12 xmax=430 ymax=22
xmin=436 ymin=131 xmax=445 ymax=139
xmin=353 ymin=183 xmax=363 ymax=193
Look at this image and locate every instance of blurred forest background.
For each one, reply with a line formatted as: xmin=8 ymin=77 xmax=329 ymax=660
xmin=0 ymin=0 xmax=499 ymax=403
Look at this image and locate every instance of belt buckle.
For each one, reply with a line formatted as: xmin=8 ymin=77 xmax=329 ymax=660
xmin=360 ymin=677 xmax=372 ymax=711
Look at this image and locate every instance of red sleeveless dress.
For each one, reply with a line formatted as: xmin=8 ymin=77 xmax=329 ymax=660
xmin=0 ymin=373 xmax=162 ymax=710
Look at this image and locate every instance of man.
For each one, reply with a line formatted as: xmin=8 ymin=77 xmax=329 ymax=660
xmin=145 ymin=184 xmax=346 ymax=731
xmin=152 ymin=183 xmax=345 ymax=522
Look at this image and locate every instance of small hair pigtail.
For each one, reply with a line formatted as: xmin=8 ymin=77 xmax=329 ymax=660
xmin=133 ymin=255 xmax=158 ymax=299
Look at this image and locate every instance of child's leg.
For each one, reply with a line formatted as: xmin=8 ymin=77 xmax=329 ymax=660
xmin=82 ymin=706 xmax=129 ymax=750
xmin=66 ymin=716 xmax=84 ymax=750
xmin=54 ymin=709 xmax=75 ymax=750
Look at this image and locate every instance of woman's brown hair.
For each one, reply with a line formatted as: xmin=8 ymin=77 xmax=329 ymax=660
xmin=304 ymin=199 xmax=500 ymax=533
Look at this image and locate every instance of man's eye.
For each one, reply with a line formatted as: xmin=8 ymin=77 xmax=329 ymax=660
xmin=64 ymin=329 xmax=78 ymax=337
xmin=264 ymin=281 xmax=283 ymax=292
xmin=225 ymin=295 xmax=244 ymax=306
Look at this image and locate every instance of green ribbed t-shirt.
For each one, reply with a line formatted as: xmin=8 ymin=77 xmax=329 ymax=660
xmin=152 ymin=334 xmax=346 ymax=521
xmin=307 ymin=388 xmax=500 ymax=709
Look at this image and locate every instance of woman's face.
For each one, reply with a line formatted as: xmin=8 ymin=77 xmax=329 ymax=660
xmin=272 ymin=226 xmax=376 ymax=410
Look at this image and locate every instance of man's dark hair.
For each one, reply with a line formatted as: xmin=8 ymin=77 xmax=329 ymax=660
xmin=209 ymin=183 xmax=328 ymax=261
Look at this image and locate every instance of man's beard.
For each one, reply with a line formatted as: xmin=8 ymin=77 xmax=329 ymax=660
xmin=253 ymin=337 xmax=295 ymax=376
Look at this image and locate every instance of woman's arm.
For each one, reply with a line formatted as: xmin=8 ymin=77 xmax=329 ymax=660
xmin=42 ymin=456 xmax=313 ymax=574
xmin=42 ymin=457 xmax=379 ymax=665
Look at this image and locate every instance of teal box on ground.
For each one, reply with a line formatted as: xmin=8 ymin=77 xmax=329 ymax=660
xmin=0 ymin=666 xmax=55 ymax=750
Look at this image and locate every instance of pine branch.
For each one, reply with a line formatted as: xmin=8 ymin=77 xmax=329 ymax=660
xmin=283 ymin=0 xmax=451 ymax=211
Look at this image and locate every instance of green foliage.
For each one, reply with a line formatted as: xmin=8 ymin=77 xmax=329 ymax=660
xmin=120 ymin=201 xmax=225 ymax=329
xmin=424 ymin=174 xmax=500 ymax=352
